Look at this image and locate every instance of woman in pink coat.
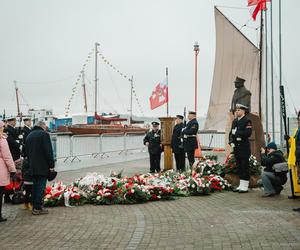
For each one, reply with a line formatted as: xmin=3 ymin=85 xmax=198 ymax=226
xmin=0 ymin=120 xmax=16 ymax=222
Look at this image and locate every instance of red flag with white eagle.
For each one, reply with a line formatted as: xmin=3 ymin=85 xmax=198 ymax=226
xmin=149 ymin=79 xmax=168 ymax=110
xmin=248 ymin=0 xmax=270 ymax=21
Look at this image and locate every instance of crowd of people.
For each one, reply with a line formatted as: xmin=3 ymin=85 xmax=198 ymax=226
xmin=0 ymin=117 xmax=55 ymax=222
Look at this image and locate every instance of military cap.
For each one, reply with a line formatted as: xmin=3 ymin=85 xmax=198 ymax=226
xmin=235 ymin=103 xmax=248 ymax=110
xmin=188 ymin=111 xmax=196 ymax=115
xmin=23 ymin=118 xmax=31 ymax=122
xmin=6 ymin=116 xmax=16 ymax=121
xmin=176 ymin=115 xmax=184 ymax=120
xmin=151 ymin=121 xmax=159 ymax=126
xmin=234 ymin=76 xmax=246 ymax=83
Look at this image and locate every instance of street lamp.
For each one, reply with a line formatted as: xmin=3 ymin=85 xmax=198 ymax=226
xmin=194 ymin=42 xmax=199 ymax=113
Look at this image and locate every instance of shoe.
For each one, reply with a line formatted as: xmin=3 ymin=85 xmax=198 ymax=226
xmin=232 ymin=188 xmax=240 ymax=192
xmin=238 ymin=190 xmax=249 ymax=193
xmin=275 ymin=186 xmax=283 ymax=195
xmin=32 ymin=209 xmax=41 ymax=215
xmin=262 ymin=193 xmax=275 ymax=197
xmin=292 ymin=207 xmax=300 ymax=212
xmin=39 ymin=208 xmax=49 ymax=215
xmin=238 ymin=180 xmax=249 ymax=193
xmin=28 ymin=203 xmax=33 ymax=210
xmin=0 ymin=217 xmax=7 ymax=222
xmin=23 ymin=203 xmax=30 ymax=210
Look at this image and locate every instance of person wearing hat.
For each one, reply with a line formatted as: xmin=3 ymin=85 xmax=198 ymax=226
xmin=230 ymin=76 xmax=251 ymax=114
xmin=260 ymin=142 xmax=287 ymax=197
xmin=143 ymin=121 xmax=162 ymax=173
xmin=25 ymin=121 xmax=55 ymax=215
xmin=171 ymin=115 xmax=185 ymax=171
xmin=229 ymin=104 xmax=252 ymax=193
xmin=4 ymin=117 xmax=21 ymax=162
xmin=182 ymin=111 xmax=199 ymax=168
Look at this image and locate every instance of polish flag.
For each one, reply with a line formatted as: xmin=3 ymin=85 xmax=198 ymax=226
xmin=248 ymin=0 xmax=270 ymax=21
xmin=149 ymin=79 xmax=168 ymax=110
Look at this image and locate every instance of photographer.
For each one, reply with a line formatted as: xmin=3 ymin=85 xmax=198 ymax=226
xmin=260 ymin=142 xmax=287 ymax=197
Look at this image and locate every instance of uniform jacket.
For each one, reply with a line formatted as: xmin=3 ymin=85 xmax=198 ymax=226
xmin=0 ymin=136 xmax=16 ymax=186
xmin=21 ymin=126 xmax=31 ymax=157
xmin=295 ymin=128 xmax=300 ymax=164
xmin=182 ymin=118 xmax=199 ymax=152
xmin=4 ymin=125 xmax=21 ymax=161
xmin=143 ymin=129 xmax=162 ymax=155
xmin=171 ymin=123 xmax=184 ymax=154
xmin=229 ymin=115 xmax=252 ymax=158
xmin=25 ymin=126 xmax=55 ymax=177
xmin=261 ymin=150 xmax=286 ymax=172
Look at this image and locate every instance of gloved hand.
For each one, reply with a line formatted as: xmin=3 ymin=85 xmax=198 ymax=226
xmin=284 ymin=135 xmax=290 ymax=141
xmin=231 ymin=128 xmax=237 ymax=135
xmin=10 ymin=172 xmax=16 ymax=178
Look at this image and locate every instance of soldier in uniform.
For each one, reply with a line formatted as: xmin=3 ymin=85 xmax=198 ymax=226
xmin=143 ymin=122 xmax=162 ymax=173
xmin=229 ymin=104 xmax=252 ymax=193
xmin=21 ymin=118 xmax=32 ymax=156
xmin=182 ymin=111 xmax=199 ymax=168
xmin=4 ymin=117 xmax=21 ymax=161
xmin=171 ymin=115 xmax=185 ymax=171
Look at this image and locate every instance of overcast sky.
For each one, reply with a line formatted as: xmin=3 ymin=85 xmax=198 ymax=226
xmin=0 ymin=0 xmax=299 ymax=119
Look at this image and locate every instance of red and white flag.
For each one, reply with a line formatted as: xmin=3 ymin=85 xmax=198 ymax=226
xmin=149 ymin=79 xmax=168 ymax=110
xmin=248 ymin=0 xmax=270 ymax=21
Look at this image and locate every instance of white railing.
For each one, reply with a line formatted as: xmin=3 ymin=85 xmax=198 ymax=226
xmin=50 ymin=133 xmax=146 ymax=162
xmin=198 ymin=131 xmax=225 ymax=149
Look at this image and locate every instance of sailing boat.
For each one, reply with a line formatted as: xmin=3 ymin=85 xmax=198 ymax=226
xmin=67 ymin=43 xmax=147 ymax=135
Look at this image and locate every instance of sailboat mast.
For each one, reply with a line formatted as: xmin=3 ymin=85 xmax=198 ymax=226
xmin=14 ymin=80 xmax=20 ymax=116
xmin=265 ymin=9 xmax=269 ymax=142
xmin=81 ymin=70 xmax=88 ymax=113
xmin=258 ymin=11 xmax=264 ymax=119
xmin=129 ymin=76 xmax=133 ymax=125
xmin=94 ymin=42 xmax=99 ymax=117
xmin=279 ymin=0 xmax=283 ymax=146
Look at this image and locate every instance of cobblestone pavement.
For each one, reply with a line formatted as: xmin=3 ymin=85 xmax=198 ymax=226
xmin=1 ymin=157 xmax=300 ymax=250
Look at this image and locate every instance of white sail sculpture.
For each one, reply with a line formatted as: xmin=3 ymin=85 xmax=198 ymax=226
xmin=204 ymin=7 xmax=260 ymax=131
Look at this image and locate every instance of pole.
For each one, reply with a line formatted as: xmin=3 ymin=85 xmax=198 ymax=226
xmin=258 ymin=11 xmax=264 ymax=119
xmin=279 ymin=0 xmax=283 ymax=146
xmin=130 ymin=76 xmax=133 ymax=124
xmin=166 ymin=67 xmax=169 ymax=117
xmin=94 ymin=43 xmax=99 ymax=118
xmin=194 ymin=43 xmax=199 ymax=113
xmin=270 ymin=0 xmax=275 ymax=141
xmin=265 ymin=9 xmax=269 ymax=143
xmin=14 ymin=80 xmax=20 ymax=116
xmin=82 ymin=70 xmax=88 ymax=113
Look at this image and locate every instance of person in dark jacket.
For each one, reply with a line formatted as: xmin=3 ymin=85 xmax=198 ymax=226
xmin=171 ymin=115 xmax=185 ymax=171
xmin=260 ymin=142 xmax=287 ymax=197
xmin=25 ymin=121 xmax=55 ymax=215
xmin=21 ymin=118 xmax=32 ymax=157
xmin=182 ymin=111 xmax=199 ymax=168
xmin=143 ymin=122 xmax=162 ymax=173
xmin=229 ymin=104 xmax=252 ymax=193
xmin=4 ymin=117 xmax=21 ymax=161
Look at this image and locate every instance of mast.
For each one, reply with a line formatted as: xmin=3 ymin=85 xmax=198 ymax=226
xmin=279 ymin=0 xmax=283 ymax=146
xmin=270 ymin=0 xmax=275 ymax=141
xmin=264 ymin=9 xmax=269 ymax=142
xmin=258 ymin=11 xmax=264 ymax=119
xmin=81 ymin=70 xmax=88 ymax=113
xmin=14 ymin=80 xmax=20 ymax=116
xmin=129 ymin=76 xmax=133 ymax=124
xmin=166 ymin=67 xmax=169 ymax=117
xmin=194 ymin=42 xmax=199 ymax=113
xmin=94 ymin=42 xmax=99 ymax=117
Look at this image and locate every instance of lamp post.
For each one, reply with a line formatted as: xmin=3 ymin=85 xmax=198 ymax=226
xmin=194 ymin=42 xmax=199 ymax=113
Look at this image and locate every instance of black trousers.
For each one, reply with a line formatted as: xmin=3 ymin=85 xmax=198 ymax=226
xmin=186 ymin=150 xmax=195 ymax=167
xmin=0 ymin=186 xmax=4 ymax=217
xmin=149 ymin=153 xmax=161 ymax=173
xmin=235 ymin=156 xmax=250 ymax=181
xmin=24 ymin=184 xmax=33 ymax=204
xmin=174 ymin=151 xmax=186 ymax=171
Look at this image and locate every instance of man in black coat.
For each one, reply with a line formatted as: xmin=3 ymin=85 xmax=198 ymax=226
xmin=26 ymin=121 xmax=55 ymax=215
xmin=143 ymin=122 xmax=162 ymax=173
xmin=4 ymin=117 xmax=21 ymax=161
xmin=171 ymin=115 xmax=185 ymax=171
xmin=182 ymin=111 xmax=199 ymax=168
xmin=229 ymin=104 xmax=252 ymax=193
xmin=21 ymin=118 xmax=32 ymax=157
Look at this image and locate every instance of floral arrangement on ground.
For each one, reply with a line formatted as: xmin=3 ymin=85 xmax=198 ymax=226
xmin=44 ymin=157 xmax=233 ymax=207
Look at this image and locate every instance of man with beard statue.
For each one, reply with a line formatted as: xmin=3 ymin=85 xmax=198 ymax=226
xmin=229 ymin=104 xmax=252 ymax=193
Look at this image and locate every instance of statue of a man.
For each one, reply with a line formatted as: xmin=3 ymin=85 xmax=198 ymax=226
xmin=230 ymin=76 xmax=251 ymax=114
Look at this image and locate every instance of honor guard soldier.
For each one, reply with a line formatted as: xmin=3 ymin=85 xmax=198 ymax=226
xmin=171 ymin=115 xmax=185 ymax=171
xmin=143 ymin=122 xmax=162 ymax=173
xmin=182 ymin=111 xmax=199 ymax=168
xmin=21 ymin=118 xmax=32 ymax=156
xmin=4 ymin=116 xmax=21 ymax=161
xmin=229 ymin=104 xmax=252 ymax=193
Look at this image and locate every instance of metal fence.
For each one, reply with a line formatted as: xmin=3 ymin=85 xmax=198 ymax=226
xmin=198 ymin=131 xmax=225 ymax=149
xmin=50 ymin=133 xmax=146 ymax=162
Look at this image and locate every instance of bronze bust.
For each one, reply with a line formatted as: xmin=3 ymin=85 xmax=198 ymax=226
xmin=230 ymin=77 xmax=251 ymax=114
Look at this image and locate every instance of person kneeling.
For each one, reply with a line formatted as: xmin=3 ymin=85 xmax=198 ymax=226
xmin=260 ymin=142 xmax=287 ymax=197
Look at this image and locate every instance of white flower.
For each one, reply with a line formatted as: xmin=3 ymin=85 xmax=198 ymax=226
xmin=206 ymin=183 xmax=210 ymax=187
xmin=207 ymin=171 xmax=211 ymax=174
xmin=96 ymin=196 xmax=101 ymax=201
xmin=192 ymin=184 xmax=196 ymax=189
xmin=131 ymin=189 xmax=135 ymax=193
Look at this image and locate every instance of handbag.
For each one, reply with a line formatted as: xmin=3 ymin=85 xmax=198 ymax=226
xmin=47 ymin=169 xmax=57 ymax=182
xmin=11 ymin=190 xmax=25 ymax=205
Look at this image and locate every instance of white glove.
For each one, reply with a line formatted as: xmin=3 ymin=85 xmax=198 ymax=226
xmin=231 ymin=128 xmax=237 ymax=135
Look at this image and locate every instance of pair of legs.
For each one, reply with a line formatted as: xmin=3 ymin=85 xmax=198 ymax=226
xmin=186 ymin=150 xmax=195 ymax=169
xmin=174 ymin=150 xmax=185 ymax=171
xmin=32 ymin=176 xmax=47 ymax=211
xmin=261 ymin=171 xmax=283 ymax=195
xmin=24 ymin=184 xmax=33 ymax=207
xmin=149 ymin=153 xmax=161 ymax=173
xmin=234 ymin=156 xmax=250 ymax=192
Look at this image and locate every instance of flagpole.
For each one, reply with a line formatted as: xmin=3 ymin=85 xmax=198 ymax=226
xmin=166 ymin=67 xmax=169 ymax=117
xmin=279 ymin=0 xmax=283 ymax=147
xmin=270 ymin=0 xmax=275 ymax=141
xmin=265 ymin=9 xmax=269 ymax=143
xmin=258 ymin=9 xmax=264 ymax=119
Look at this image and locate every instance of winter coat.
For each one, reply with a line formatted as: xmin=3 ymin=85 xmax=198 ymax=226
xmin=4 ymin=125 xmax=21 ymax=161
xmin=25 ymin=126 xmax=55 ymax=177
xmin=143 ymin=129 xmax=162 ymax=155
xmin=0 ymin=135 xmax=16 ymax=186
xmin=261 ymin=150 xmax=286 ymax=173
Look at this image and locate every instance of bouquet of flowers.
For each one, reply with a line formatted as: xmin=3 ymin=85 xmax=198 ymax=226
xmin=223 ymin=155 xmax=261 ymax=176
xmin=44 ymin=182 xmax=65 ymax=207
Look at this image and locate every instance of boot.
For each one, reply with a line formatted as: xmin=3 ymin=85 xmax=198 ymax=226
xmin=232 ymin=182 xmax=241 ymax=192
xmin=238 ymin=180 xmax=249 ymax=193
